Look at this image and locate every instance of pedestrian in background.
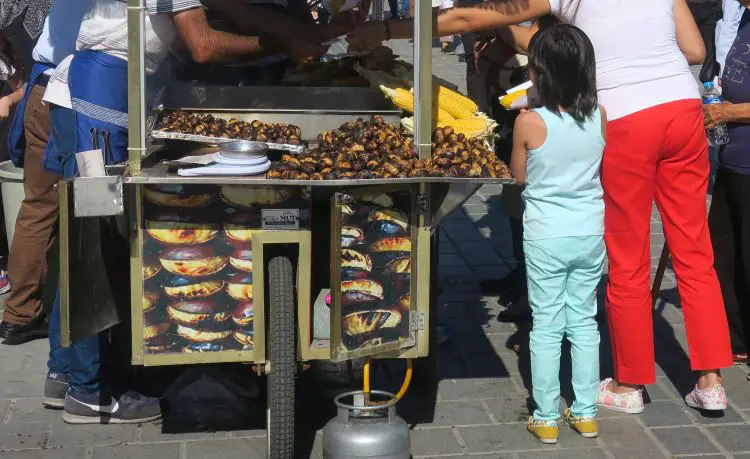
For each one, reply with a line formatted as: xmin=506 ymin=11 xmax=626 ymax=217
xmin=705 ymin=1 xmax=750 ymax=367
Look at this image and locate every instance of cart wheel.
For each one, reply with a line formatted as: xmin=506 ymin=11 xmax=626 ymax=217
xmin=267 ymin=255 xmax=296 ymax=458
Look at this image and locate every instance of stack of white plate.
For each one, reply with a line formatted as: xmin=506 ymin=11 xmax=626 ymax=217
xmin=178 ymin=141 xmax=271 ymax=177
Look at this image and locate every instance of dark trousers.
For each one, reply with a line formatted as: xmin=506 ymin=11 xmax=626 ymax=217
xmin=708 ymin=167 xmax=750 ymax=355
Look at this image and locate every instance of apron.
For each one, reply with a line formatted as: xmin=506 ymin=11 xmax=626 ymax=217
xmin=7 ymin=61 xmax=54 ymax=167
xmin=46 ymin=51 xmax=128 ymax=179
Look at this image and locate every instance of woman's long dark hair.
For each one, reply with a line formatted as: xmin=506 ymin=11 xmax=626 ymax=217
xmin=0 ymin=31 xmax=22 ymax=79
xmin=528 ymin=23 xmax=597 ymax=123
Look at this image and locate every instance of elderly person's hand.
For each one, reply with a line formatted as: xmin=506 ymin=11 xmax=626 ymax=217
xmin=347 ymin=21 xmax=387 ymax=50
xmin=704 ymin=101 xmax=733 ymax=129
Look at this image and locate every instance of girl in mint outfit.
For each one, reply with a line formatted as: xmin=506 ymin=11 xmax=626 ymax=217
xmin=510 ymin=24 xmax=606 ymax=445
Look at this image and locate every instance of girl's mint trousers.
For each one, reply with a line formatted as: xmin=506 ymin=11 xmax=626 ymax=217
xmin=524 ymin=235 xmax=604 ymax=421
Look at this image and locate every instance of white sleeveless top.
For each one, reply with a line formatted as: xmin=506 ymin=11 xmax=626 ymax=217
xmin=548 ymin=0 xmax=700 ymax=120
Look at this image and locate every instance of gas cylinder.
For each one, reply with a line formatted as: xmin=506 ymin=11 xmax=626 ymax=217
xmin=322 ymin=390 xmax=410 ymax=459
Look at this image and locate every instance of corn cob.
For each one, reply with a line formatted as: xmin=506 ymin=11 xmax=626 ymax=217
xmin=437 ymin=117 xmax=490 ymax=136
xmin=433 ymin=86 xmax=478 ymax=118
xmin=380 ymin=86 xmax=454 ymax=123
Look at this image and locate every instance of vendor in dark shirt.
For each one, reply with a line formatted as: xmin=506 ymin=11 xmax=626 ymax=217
xmin=704 ymin=3 xmax=750 ymax=366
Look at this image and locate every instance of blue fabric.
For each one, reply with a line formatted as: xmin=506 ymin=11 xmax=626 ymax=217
xmin=522 ymin=107 xmax=605 ymax=241
xmin=719 ymin=10 xmax=750 ymax=175
xmin=525 ymin=235 xmax=604 ymax=421
xmin=48 ymin=288 xmax=104 ymax=394
xmin=49 ymin=50 xmax=128 ymax=178
xmin=7 ymin=62 xmax=55 ymax=168
xmin=43 ymin=104 xmax=78 ymax=177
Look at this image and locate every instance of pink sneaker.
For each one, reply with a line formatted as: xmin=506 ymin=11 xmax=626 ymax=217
xmin=596 ymin=378 xmax=644 ymax=414
xmin=0 ymin=270 xmax=10 ymax=295
xmin=685 ymin=385 xmax=727 ymax=411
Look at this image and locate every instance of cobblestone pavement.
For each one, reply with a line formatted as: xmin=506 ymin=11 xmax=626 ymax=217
xmin=0 ymin=40 xmax=748 ymax=459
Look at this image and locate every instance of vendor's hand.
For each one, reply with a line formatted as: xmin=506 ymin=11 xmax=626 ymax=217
xmin=704 ymin=101 xmax=732 ymax=129
xmin=284 ymin=38 xmax=326 ymax=64
xmin=346 ymin=22 xmax=387 ymax=51
xmin=0 ymin=96 xmax=12 ymax=121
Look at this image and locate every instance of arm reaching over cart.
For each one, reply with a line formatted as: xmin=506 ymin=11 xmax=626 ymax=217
xmin=347 ymin=0 xmax=551 ymax=49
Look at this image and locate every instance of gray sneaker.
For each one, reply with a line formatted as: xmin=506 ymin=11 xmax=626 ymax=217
xmin=43 ymin=372 xmax=69 ymax=409
xmin=63 ymin=389 xmax=162 ymax=424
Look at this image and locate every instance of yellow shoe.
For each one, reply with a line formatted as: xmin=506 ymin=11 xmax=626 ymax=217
xmin=527 ymin=417 xmax=559 ymax=444
xmin=564 ymin=409 xmax=599 ymax=438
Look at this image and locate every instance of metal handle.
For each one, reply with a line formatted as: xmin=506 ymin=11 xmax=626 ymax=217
xmin=334 ymin=390 xmax=399 ymax=426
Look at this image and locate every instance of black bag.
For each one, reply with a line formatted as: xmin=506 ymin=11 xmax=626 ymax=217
xmin=162 ymin=365 xmax=263 ymax=433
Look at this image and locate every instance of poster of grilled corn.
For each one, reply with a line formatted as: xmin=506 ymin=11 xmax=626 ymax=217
xmin=141 ymin=184 xmax=310 ymax=356
xmin=333 ymin=190 xmax=416 ymax=360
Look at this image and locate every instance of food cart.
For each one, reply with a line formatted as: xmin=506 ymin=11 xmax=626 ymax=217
xmin=57 ymin=0 xmax=515 ymax=457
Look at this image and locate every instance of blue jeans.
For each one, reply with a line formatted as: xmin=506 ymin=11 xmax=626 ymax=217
xmin=48 ymin=288 xmax=105 ymax=393
xmin=525 ymin=236 xmax=604 ymax=421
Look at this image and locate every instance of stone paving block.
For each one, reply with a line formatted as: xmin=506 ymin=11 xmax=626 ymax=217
xmin=46 ymin=423 xmax=138 ymax=449
xmin=440 ymin=266 xmax=475 ymax=279
xmin=706 ymin=424 xmax=750 ymax=452
xmin=439 ymin=302 xmax=471 ymax=319
xmin=689 ymin=404 xmax=745 ymax=424
xmin=459 ymin=424 xmax=553 ymax=453
xmin=0 ymin=376 xmax=45 ymax=399
xmin=0 ymin=422 xmax=47 ymax=451
xmin=443 ymin=318 xmax=486 ymax=337
xmin=411 ymin=427 xmax=464 ymax=456
xmin=186 ymin=437 xmax=267 ymax=459
xmin=0 ymin=449 xmax=87 ymax=459
xmin=138 ymin=423 xmax=230 ymax=442
xmin=597 ymin=418 xmax=664 ymax=459
xmin=440 ymin=253 xmax=470 ymax=268
xmin=643 ymin=384 xmax=671 ymax=402
xmin=91 ymin=443 xmax=181 ymax=459
xmin=637 ymin=401 xmax=692 ymax=427
xmin=438 ymin=378 xmax=518 ymax=402
xmin=516 ymin=448 xmax=608 ymax=459
xmin=0 ymin=399 xmax=10 ymax=420
xmin=5 ymin=399 xmax=64 ymax=425
xmin=718 ymin=366 xmax=750 ymax=409
xmin=651 ymin=427 xmax=718 ymax=455
xmin=455 ymin=242 xmax=504 ymax=266
xmin=429 ymin=400 xmax=493 ymax=427
xmin=483 ymin=397 xmax=532 ymax=423
xmin=227 ymin=428 xmax=266 ymax=438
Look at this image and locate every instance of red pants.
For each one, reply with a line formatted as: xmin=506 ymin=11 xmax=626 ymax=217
xmin=603 ymin=99 xmax=732 ymax=385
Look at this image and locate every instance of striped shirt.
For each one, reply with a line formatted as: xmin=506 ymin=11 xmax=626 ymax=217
xmin=43 ymin=0 xmax=201 ymax=109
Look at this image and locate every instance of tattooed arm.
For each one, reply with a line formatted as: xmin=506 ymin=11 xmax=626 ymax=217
xmin=348 ymin=0 xmax=552 ymax=47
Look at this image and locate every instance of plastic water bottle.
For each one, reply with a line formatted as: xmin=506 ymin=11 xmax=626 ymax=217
xmin=703 ymin=82 xmax=729 ymax=146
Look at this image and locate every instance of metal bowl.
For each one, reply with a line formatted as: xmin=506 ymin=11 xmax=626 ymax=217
xmin=219 ymin=141 xmax=268 ymax=159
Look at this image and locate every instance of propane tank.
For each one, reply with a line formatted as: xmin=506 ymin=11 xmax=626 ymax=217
xmin=322 ymin=390 xmax=410 ymax=459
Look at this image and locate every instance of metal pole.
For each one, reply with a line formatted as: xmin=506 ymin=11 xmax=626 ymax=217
xmin=127 ymin=0 xmax=146 ymax=172
xmin=413 ymin=0 xmax=432 ymax=161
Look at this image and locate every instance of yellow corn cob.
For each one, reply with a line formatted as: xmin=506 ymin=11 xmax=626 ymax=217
xmin=381 ymin=86 xmax=454 ymax=123
xmin=434 ymin=86 xmax=478 ymax=119
xmin=437 ymin=117 xmax=490 ymax=137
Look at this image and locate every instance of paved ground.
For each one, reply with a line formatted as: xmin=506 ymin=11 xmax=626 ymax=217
xmin=0 ymin=39 xmax=748 ymax=458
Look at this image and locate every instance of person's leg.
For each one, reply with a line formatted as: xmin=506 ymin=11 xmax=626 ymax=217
xmin=44 ymin=288 xmax=71 ymax=408
xmin=655 ymin=100 xmax=732 ymax=395
xmin=1 ymin=84 xmax=58 ymax=338
xmin=733 ymin=170 xmax=750 ymax=361
xmin=525 ymin=239 xmax=566 ymax=422
xmin=601 ymin=107 xmax=660 ymax=388
xmin=708 ymin=168 xmax=746 ymax=359
xmin=564 ymin=236 xmax=604 ymax=422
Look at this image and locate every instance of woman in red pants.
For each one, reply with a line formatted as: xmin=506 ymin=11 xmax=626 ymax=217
xmin=349 ymin=0 xmax=734 ymax=412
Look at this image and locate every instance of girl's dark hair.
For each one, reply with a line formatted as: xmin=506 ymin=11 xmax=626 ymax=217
xmin=528 ymin=23 xmax=597 ymax=123
xmin=0 ymin=32 xmax=22 ymax=80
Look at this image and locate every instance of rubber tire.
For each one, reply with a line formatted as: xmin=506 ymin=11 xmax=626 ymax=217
xmin=267 ymin=255 xmax=296 ymax=459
